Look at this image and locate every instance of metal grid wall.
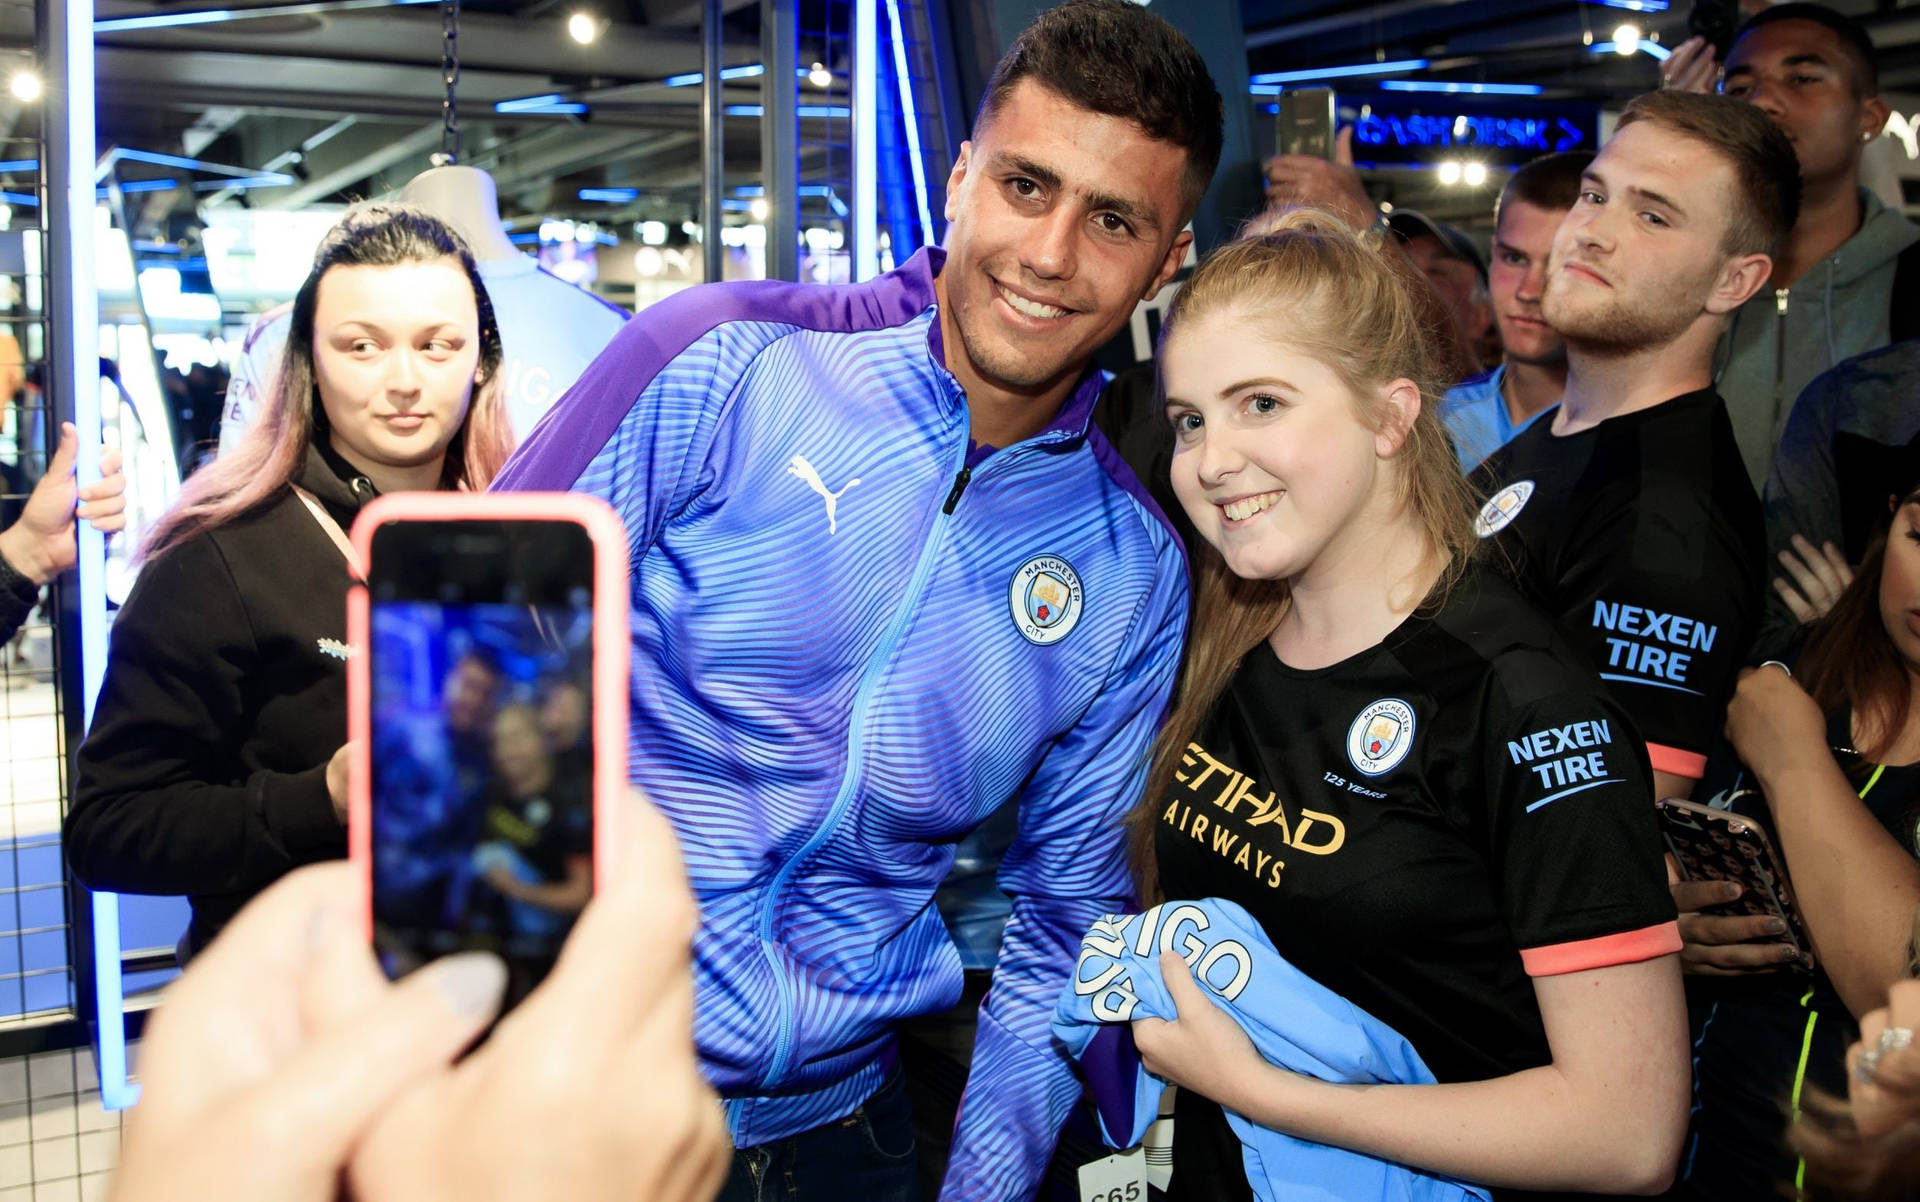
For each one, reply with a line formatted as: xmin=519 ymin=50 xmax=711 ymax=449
xmin=0 ymin=136 xmax=76 ymax=1027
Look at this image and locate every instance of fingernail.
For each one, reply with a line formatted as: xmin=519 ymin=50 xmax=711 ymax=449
xmin=1722 ymin=883 xmax=1742 ymax=900
xmin=1779 ymin=944 xmax=1802 ymax=962
xmin=427 ymin=952 xmax=507 ymax=1017
xmin=1766 ymin=918 xmax=1787 ymax=934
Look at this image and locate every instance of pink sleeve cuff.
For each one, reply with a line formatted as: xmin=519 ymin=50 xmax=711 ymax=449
xmin=1520 ymin=921 xmax=1682 ymax=977
xmin=1648 ymin=742 xmax=1707 ymax=781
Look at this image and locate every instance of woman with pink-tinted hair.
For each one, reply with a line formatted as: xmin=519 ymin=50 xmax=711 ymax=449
xmin=66 ymin=202 xmax=512 ymax=959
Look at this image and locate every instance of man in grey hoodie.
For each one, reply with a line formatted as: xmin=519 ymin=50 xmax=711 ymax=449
xmin=1670 ymin=4 xmax=1919 ymax=488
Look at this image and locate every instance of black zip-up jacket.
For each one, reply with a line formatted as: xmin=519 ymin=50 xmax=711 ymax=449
xmin=66 ymin=442 xmax=376 ymax=955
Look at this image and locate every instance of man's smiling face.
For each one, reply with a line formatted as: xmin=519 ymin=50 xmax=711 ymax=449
xmin=937 ymin=78 xmax=1193 ymax=404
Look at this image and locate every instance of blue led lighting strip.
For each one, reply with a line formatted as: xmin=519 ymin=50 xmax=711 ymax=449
xmin=883 ymin=0 xmax=933 ymax=248
xmin=1589 ymin=39 xmax=1671 ymax=60
xmin=1377 ymin=80 xmax=1546 ymax=96
xmin=1251 ymin=58 xmax=1429 ymax=86
xmin=852 ymin=0 xmax=879 ymax=280
xmin=95 ymin=0 xmax=435 ymax=32
xmin=59 ymin=0 xmax=137 ymax=1112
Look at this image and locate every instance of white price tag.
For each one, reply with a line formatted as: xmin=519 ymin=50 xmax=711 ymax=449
xmin=1077 ymin=1146 xmax=1148 ymax=1202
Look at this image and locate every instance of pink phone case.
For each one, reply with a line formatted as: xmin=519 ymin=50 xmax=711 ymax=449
xmin=345 ymin=491 xmax=630 ymax=939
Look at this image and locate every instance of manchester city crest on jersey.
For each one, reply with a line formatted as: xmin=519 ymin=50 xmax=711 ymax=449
xmin=1474 ymin=480 xmax=1535 ymax=538
xmin=1347 ymin=698 xmax=1416 ymax=776
xmin=1009 ymin=555 xmax=1084 ymax=645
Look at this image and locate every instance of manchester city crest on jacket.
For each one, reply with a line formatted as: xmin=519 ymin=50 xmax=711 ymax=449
xmin=1009 ymin=555 xmax=1084 ymax=645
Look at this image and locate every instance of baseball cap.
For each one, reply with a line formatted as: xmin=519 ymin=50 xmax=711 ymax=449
xmin=1386 ymin=210 xmax=1488 ymax=283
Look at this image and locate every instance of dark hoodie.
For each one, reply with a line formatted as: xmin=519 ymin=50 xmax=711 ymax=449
xmin=1754 ymin=337 xmax=1920 ymax=656
xmin=66 ymin=441 xmax=376 ymax=956
xmin=1713 ymin=188 xmax=1920 ymax=488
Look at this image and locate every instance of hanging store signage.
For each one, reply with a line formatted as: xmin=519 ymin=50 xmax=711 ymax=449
xmin=1346 ymin=96 xmax=1602 ymax=169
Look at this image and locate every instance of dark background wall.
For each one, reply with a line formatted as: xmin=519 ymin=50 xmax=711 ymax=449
xmin=943 ymin=0 xmax=1265 ymax=255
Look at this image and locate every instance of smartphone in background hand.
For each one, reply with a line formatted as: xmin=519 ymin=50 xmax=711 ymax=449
xmin=1658 ymin=793 xmax=1813 ymax=964
xmin=1277 ymin=87 xmax=1337 ymax=160
xmin=347 ymin=492 xmax=629 ymax=1013
xmin=1688 ymin=0 xmax=1740 ymax=59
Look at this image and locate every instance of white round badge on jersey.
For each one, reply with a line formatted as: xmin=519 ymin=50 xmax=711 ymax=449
xmin=1009 ymin=555 xmax=1084 ymax=645
xmin=1474 ymin=480 xmax=1535 ymax=538
xmin=1347 ymin=698 xmax=1416 ymax=776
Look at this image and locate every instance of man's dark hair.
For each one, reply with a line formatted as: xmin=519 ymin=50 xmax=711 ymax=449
xmin=1732 ymin=2 xmax=1878 ymax=97
xmin=976 ymin=0 xmax=1223 ymax=220
xmin=1496 ymin=151 xmax=1593 ymax=224
xmin=1616 ymin=91 xmax=1802 ymax=260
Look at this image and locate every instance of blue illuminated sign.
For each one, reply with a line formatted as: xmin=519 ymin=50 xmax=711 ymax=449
xmin=1345 ymin=95 xmax=1600 ymax=167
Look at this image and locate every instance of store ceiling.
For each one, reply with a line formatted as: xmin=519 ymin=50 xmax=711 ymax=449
xmin=83 ymin=0 xmax=1920 ymax=244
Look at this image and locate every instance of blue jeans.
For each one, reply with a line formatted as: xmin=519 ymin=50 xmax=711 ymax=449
xmin=718 ymin=1069 xmax=920 ymax=1202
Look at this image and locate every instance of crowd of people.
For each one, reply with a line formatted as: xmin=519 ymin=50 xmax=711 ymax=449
xmin=15 ymin=0 xmax=1919 ymax=1200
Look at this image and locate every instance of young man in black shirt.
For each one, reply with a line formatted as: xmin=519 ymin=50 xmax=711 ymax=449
xmin=1474 ymin=90 xmax=1792 ymax=805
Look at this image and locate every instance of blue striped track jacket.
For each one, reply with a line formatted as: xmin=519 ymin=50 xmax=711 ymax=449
xmin=492 ymin=247 xmax=1188 ymax=1199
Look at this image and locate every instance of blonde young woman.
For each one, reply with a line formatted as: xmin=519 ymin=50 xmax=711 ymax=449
xmin=1123 ymin=211 xmax=1689 ymax=1200
xmin=66 ymin=203 xmax=512 ymax=958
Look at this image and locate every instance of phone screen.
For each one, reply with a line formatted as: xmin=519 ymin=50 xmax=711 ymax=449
xmin=367 ymin=520 xmax=596 ymax=1010
xmin=1277 ymin=87 xmax=1336 ymax=160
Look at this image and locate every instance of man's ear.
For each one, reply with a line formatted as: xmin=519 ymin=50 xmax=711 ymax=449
xmin=944 ymin=142 xmax=973 ymax=225
xmin=1374 ymin=378 xmax=1422 ymax=459
xmin=1862 ymin=94 xmax=1892 ymax=143
xmin=1706 ymin=251 xmax=1773 ymax=315
xmin=1143 ymin=228 xmax=1194 ymax=302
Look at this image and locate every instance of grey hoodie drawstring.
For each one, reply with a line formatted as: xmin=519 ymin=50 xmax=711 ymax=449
xmin=1824 ymin=258 xmax=1838 ymax=366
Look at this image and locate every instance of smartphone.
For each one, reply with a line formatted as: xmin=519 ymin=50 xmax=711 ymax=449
xmin=1688 ymin=0 xmax=1740 ymax=59
xmin=1657 ymin=794 xmax=1812 ymax=963
xmin=1277 ymin=87 xmax=1337 ymax=160
xmin=347 ymin=492 xmax=629 ymax=1012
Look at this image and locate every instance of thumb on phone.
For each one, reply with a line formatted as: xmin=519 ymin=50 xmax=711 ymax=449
xmin=251 ymin=950 xmax=505 ymax=1176
xmin=1335 ymin=124 xmax=1355 ymax=166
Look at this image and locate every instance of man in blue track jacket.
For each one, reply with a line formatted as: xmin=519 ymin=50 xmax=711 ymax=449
xmin=491 ymin=2 xmax=1222 ymax=1197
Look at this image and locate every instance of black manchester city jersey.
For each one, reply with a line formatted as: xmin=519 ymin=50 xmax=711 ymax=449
xmin=1472 ymin=389 xmax=1765 ymax=781
xmin=1156 ymin=566 xmax=1679 ymax=1202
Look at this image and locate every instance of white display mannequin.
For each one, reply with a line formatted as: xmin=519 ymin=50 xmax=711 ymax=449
xmin=219 ymin=163 xmax=629 ymax=450
xmin=399 ymin=164 xmax=520 ymax=262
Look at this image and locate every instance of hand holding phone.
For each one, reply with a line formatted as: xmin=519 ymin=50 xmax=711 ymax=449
xmin=347 ymin=792 xmax=728 ymax=1202
xmin=1265 ymin=124 xmax=1375 ymax=235
xmin=1687 ymin=0 xmax=1739 ymax=59
xmin=349 ymin=492 xmax=629 ymax=1015
xmin=117 ymin=792 xmax=725 ymax=1202
xmin=1660 ymin=794 xmax=1813 ymax=972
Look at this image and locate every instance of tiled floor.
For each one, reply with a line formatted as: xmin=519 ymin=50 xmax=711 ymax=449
xmin=0 ymin=1047 xmax=125 ymax=1200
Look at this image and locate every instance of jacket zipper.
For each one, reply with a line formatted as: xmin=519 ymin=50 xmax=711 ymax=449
xmin=942 ymin=466 xmax=972 ymax=514
xmin=746 ymin=430 xmax=973 ymax=1098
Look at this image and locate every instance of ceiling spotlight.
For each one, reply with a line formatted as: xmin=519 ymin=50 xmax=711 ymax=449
xmin=8 ymin=72 xmax=40 ymax=103
xmin=1613 ymin=23 xmax=1642 ymax=54
xmin=808 ymin=61 xmax=832 ymax=89
xmin=1437 ymin=160 xmax=1463 ymax=185
xmin=749 ymin=197 xmax=770 ymax=222
xmin=567 ymin=11 xmax=599 ymax=44
xmin=1462 ymin=162 xmax=1487 ymax=187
